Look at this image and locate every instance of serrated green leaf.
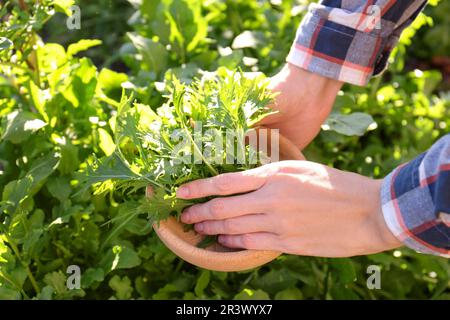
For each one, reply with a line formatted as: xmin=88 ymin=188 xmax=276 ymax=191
xmin=109 ymin=275 xmax=133 ymax=299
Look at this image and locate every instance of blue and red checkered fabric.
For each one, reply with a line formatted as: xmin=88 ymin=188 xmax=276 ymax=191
xmin=381 ymin=135 xmax=450 ymax=257
xmin=287 ymin=0 xmax=428 ymax=85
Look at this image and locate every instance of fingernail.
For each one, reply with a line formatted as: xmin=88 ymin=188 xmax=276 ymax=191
xmin=195 ymin=223 xmax=204 ymax=232
xmin=177 ymin=186 xmax=189 ymax=198
xmin=218 ymin=235 xmax=225 ymax=243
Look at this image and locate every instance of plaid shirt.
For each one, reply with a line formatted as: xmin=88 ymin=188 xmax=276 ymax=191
xmin=287 ymin=0 xmax=428 ymax=86
xmin=287 ymin=0 xmax=449 ymax=257
xmin=381 ymin=135 xmax=450 ymax=258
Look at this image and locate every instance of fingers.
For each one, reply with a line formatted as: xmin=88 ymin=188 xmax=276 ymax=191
xmin=194 ymin=214 xmax=271 ymax=235
xmin=217 ymin=232 xmax=280 ymax=251
xmin=181 ymin=192 xmax=266 ymax=223
xmin=176 ymin=168 xmax=268 ymax=199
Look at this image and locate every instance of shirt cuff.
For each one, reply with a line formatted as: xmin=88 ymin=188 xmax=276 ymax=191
xmin=380 ymin=138 xmax=450 ymax=258
xmin=286 ymin=11 xmax=388 ymax=86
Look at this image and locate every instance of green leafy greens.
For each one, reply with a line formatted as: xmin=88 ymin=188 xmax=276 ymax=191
xmin=84 ymin=68 xmax=276 ymax=225
xmin=0 ymin=0 xmax=448 ymax=300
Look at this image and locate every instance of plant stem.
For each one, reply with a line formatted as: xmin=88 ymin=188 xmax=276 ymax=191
xmin=30 ymin=33 xmax=41 ymax=87
xmin=5 ymin=236 xmax=40 ymax=294
xmin=370 ymin=75 xmax=382 ymax=98
xmin=17 ymin=0 xmax=41 ymax=86
xmin=172 ymin=90 xmax=219 ymax=176
xmin=18 ymin=0 xmax=28 ymax=10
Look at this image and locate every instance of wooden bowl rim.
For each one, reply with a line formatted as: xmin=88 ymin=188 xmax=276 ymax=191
xmin=152 ymin=216 xmax=282 ymax=272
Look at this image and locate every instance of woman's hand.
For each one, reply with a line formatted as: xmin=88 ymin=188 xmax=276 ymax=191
xmin=260 ymin=63 xmax=343 ymax=150
xmin=177 ymin=161 xmax=402 ymax=257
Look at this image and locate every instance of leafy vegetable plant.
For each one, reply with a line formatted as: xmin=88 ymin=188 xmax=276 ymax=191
xmin=84 ymin=68 xmax=275 ymax=226
xmin=0 ymin=0 xmax=448 ymax=300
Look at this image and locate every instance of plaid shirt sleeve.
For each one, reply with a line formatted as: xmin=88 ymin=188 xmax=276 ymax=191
xmin=286 ymin=0 xmax=428 ymax=86
xmin=381 ymin=134 xmax=450 ymax=258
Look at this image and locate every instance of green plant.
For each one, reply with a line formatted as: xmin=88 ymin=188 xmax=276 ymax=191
xmin=83 ymin=68 xmax=275 ymax=225
xmin=0 ymin=0 xmax=449 ymax=300
xmin=0 ymin=1 xmax=135 ymax=299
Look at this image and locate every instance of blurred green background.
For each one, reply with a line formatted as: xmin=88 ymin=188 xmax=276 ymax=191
xmin=0 ymin=0 xmax=449 ymax=299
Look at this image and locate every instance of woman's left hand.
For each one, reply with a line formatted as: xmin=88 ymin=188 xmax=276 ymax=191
xmin=177 ymin=160 xmax=401 ymax=257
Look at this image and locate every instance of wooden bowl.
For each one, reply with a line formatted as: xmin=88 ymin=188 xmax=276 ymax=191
xmin=148 ymin=131 xmax=304 ymax=272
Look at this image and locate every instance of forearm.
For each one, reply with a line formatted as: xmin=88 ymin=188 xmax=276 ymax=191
xmin=268 ymin=63 xmax=342 ymax=119
xmin=262 ymin=63 xmax=343 ymax=149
